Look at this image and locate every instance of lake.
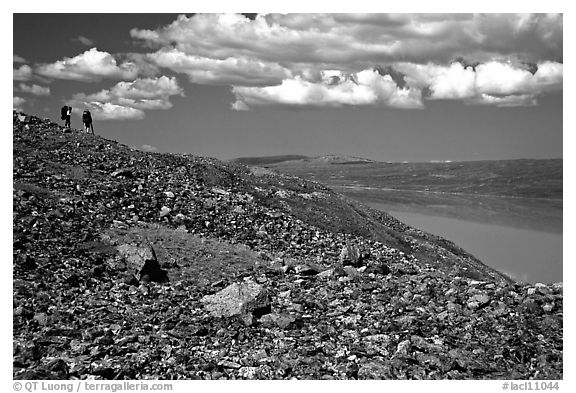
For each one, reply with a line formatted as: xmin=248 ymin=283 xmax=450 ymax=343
xmin=366 ymin=202 xmax=563 ymax=284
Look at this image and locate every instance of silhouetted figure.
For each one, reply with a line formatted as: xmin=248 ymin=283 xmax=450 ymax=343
xmin=82 ymin=110 xmax=94 ymax=135
xmin=61 ymin=105 xmax=68 ymax=126
xmin=65 ymin=106 xmax=72 ymax=128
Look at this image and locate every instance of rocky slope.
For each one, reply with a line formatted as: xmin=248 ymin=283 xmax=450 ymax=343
xmin=13 ymin=112 xmax=562 ymax=380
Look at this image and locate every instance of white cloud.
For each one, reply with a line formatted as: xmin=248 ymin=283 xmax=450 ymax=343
xmin=18 ymin=83 xmax=50 ymax=96
xmin=13 ymin=54 xmax=26 ymax=63
xmin=70 ymin=76 xmax=183 ymax=120
xmin=141 ymin=144 xmax=158 ymax=152
xmin=115 ymin=97 xmax=173 ymax=110
xmin=79 ymin=102 xmax=145 ymax=121
xmin=232 ymin=69 xmax=423 ymax=110
xmin=13 ymin=96 xmax=26 ymax=109
xmin=76 ymin=36 xmax=95 ymax=46
xmin=232 ymin=60 xmax=562 ymax=109
xmin=147 ymin=48 xmax=292 ymax=86
xmin=128 ymin=13 xmax=562 ymax=109
xmin=131 ymin=13 xmax=562 ymax=67
xmin=13 ymin=64 xmax=33 ymax=81
xmin=468 ymin=94 xmax=537 ymax=107
xmin=35 ymin=48 xmax=139 ymax=82
xmin=395 ymin=60 xmax=562 ymax=105
xmin=475 ymin=62 xmax=535 ymax=96
xmin=109 ymin=75 xmax=183 ymax=99
xmin=427 ymin=63 xmax=477 ymax=100
xmin=531 ymin=61 xmax=563 ymax=90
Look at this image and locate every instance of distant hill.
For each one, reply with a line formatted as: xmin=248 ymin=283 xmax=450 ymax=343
xmin=266 ymin=157 xmax=563 ymax=200
xmin=231 ymin=154 xmax=377 ymax=166
xmin=231 ymin=155 xmax=309 ymax=166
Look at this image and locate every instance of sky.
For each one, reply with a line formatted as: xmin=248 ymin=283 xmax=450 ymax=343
xmin=12 ymin=12 xmax=563 ymax=162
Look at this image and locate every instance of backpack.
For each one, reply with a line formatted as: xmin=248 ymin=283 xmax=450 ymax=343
xmin=83 ymin=111 xmax=92 ymax=123
xmin=61 ymin=106 xmax=68 ymax=120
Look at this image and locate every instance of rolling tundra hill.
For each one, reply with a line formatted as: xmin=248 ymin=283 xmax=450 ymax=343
xmin=253 ymin=155 xmax=562 ymax=200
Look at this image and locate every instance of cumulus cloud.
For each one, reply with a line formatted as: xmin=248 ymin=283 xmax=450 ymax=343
xmin=114 ymin=97 xmax=173 ymax=110
xmin=13 ymin=64 xmax=33 ymax=81
xmin=13 ymin=54 xmax=26 ymax=63
xmin=79 ymin=102 xmax=145 ymax=120
xmin=36 ymin=48 xmax=140 ymax=82
xmin=232 ymin=69 xmax=423 ymax=110
xmin=13 ymin=96 xmax=26 ymax=109
xmin=109 ymin=75 xmax=183 ymax=99
xmin=127 ymin=13 xmax=562 ymax=109
xmin=141 ymin=144 xmax=158 ymax=152
xmin=18 ymin=83 xmax=50 ymax=96
xmin=70 ymin=76 xmax=183 ymax=120
xmin=395 ymin=60 xmax=562 ymax=106
xmin=147 ymin=48 xmax=291 ymax=86
xmin=131 ymin=13 xmax=562 ymax=67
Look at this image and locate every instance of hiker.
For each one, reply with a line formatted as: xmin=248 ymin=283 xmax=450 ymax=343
xmin=61 ymin=105 xmax=68 ymax=126
xmin=65 ymin=106 xmax=72 ymax=128
xmin=82 ymin=110 xmax=94 ymax=135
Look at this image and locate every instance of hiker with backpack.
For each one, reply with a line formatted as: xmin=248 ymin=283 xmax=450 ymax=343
xmin=62 ymin=105 xmax=72 ymax=128
xmin=82 ymin=110 xmax=94 ymax=135
xmin=61 ymin=105 xmax=70 ymax=127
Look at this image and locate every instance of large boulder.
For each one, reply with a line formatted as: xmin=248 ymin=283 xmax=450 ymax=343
xmin=116 ymin=243 xmax=168 ymax=283
xmin=339 ymin=244 xmax=365 ymax=267
xmin=201 ymin=281 xmax=271 ymax=322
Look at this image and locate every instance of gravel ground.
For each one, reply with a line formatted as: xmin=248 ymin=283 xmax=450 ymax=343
xmin=13 ymin=112 xmax=562 ymax=380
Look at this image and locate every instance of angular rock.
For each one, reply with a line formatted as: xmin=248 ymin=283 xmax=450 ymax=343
xmin=416 ymin=353 xmax=443 ymax=368
xmin=201 ymin=281 xmax=271 ymax=319
xmin=110 ymin=168 xmax=134 ymax=178
xmin=522 ymin=298 xmax=541 ymax=314
xmin=364 ymin=262 xmax=391 ymax=275
xmin=259 ymin=313 xmax=297 ymax=329
xmin=159 ymin=206 xmax=171 ymax=218
xmin=491 ymin=301 xmax=509 ymax=317
xmin=294 ymin=261 xmax=323 ymax=276
xmin=238 ymin=366 xmax=258 ymax=379
xmin=116 ymin=243 xmax=168 ymax=283
xmin=468 ymin=293 xmax=490 ymax=309
xmin=219 ymin=360 xmax=241 ymax=369
xmin=339 ymin=244 xmax=364 ymax=267
xmin=343 ymin=266 xmax=361 ymax=278
xmin=173 ymin=213 xmax=187 ymax=224
xmin=317 ymin=268 xmax=335 ymax=278
xmin=357 ymin=361 xmax=392 ymax=379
